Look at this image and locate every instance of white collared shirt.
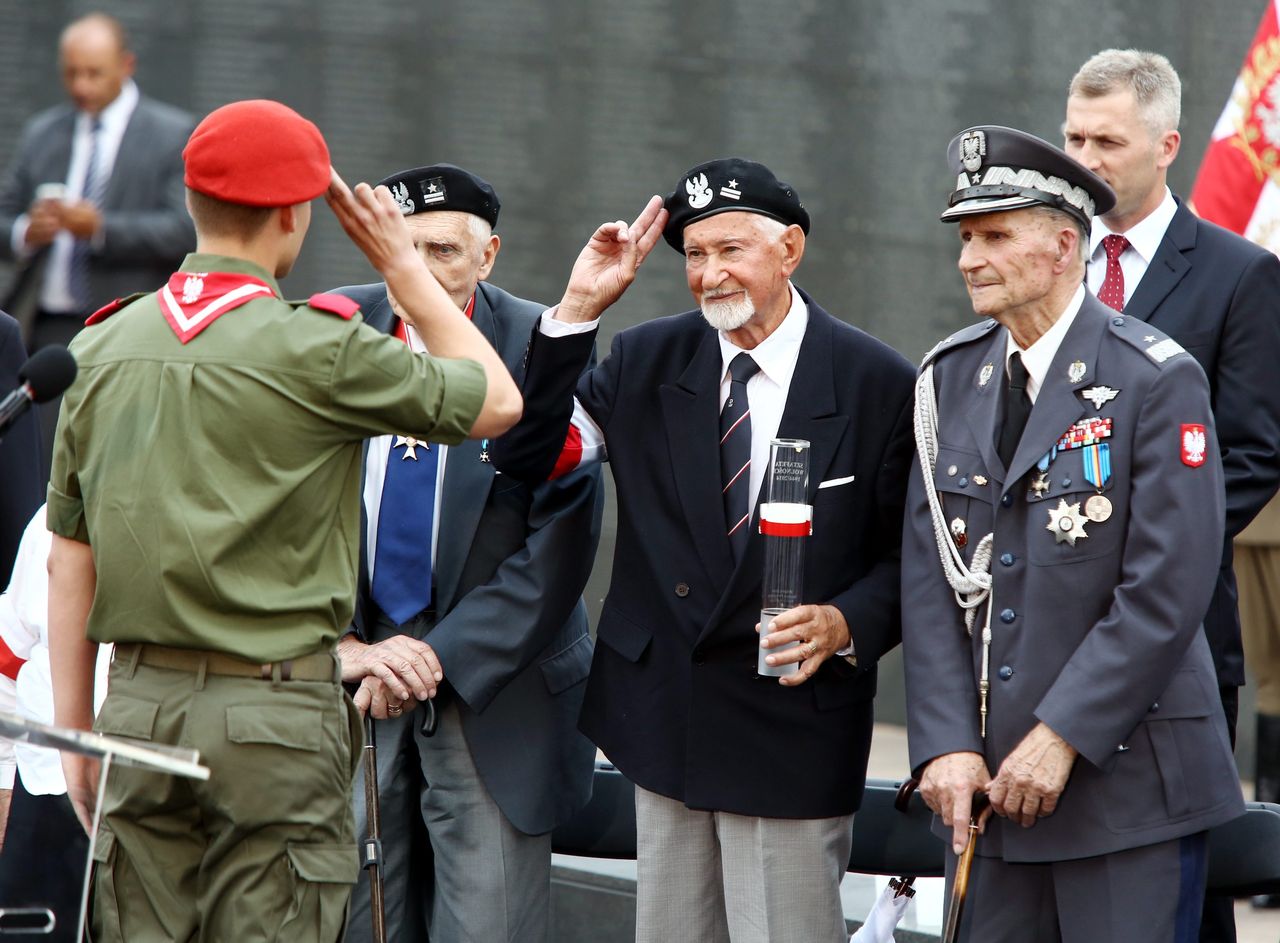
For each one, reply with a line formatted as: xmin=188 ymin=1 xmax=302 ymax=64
xmin=363 ymin=322 xmax=449 ymax=585
xmin=24 ymin=80 xmax=141 ymax=313
xmin=0 ymin=506 xmax=111 ymax=796
xmin=539 ymin=282 xmax=808 ymax=508
xmin=1085 ymin=187 xmax=1178 ymax=308
xmin=1005 ymin=284 xmax=1086 ymax=404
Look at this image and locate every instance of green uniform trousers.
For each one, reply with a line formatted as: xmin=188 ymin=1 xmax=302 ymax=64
xmin=90 ymin=649 xmax=362 ymax=942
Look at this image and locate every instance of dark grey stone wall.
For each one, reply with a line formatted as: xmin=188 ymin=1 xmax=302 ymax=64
xmin=0 ymin=0 xmax=1266 ymax=757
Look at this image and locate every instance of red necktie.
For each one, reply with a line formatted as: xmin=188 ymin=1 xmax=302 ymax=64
xmin=1097 ymin=234 xmax=1130 ymax=312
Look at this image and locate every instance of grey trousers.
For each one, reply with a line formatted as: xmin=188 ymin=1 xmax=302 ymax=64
xmin=945 ymin=831 xmax=1208 ymax=943
xmin=346 ymin=698 xmax=551 ymax=943
xmin=633 ymin=784 xmax=853 ymax=943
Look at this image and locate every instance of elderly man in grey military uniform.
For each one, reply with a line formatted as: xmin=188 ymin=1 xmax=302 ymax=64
xmin=901 ymin=125 xmax=1245 ymax=942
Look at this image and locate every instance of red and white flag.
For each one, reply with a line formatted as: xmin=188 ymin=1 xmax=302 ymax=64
xmin=1190 ymin=1 xmax=1280 ymax=251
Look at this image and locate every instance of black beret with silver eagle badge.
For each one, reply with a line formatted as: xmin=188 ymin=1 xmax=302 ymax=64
xmin=376 ymin=163 xmax=501 ymax=228
xmin=662 ymin=157 xmax=810 ymax=252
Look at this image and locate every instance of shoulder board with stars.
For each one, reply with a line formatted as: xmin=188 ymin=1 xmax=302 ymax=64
xmin=919 ymin=318 xmax=998 ymax=368
xmin=85 ymin=291 xmax=149 ymax=326
xmin=1105 ymin=316 xmax=1187 ymax=366
xmin=297 ymin=293 xmax=361 ymax=320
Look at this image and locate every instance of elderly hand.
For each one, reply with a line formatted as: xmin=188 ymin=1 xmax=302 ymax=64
xmin=337 ymin=633 xmax=442 ymax=704
xmin=352 ymin=676 xmax=418 ymax=720
xmin=555 ymin=195 xmax=668 ymax=323
xmin=919 ymin=751 xmax=993 ymax=854
xmin=757 ymin=604 xmax=851 ymax=686
xmin=987 ymin=722 xmax=1077 ymax=827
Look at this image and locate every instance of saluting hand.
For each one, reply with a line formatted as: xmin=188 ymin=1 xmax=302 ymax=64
xmin=555 ymin=195 xmax=669 ymax=323
xmin=324 ymin=168 xmax=420 ymax=276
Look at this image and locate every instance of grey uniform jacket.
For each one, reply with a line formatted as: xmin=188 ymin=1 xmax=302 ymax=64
xmin=0 ymin=95 xmax=195 ymax=315
xmin=341 ymin=280 xmax=603 ymax=836
xmin=902 ymin=294 xmax=1244 ymax=862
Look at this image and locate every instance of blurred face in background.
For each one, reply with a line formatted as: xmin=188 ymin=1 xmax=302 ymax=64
xmin=60 ymin=18 xmax=135 ymax=115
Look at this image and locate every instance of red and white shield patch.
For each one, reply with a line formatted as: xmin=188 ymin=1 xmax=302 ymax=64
xmin=1181 ymin=423 xmax=1207 ymax=467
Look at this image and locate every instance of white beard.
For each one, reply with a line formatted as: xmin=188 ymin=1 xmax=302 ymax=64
xmin=700 ymin=293 xmax=755 ymax=331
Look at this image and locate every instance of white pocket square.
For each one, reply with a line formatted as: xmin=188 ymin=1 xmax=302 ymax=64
xmin=817 ymin=474 xmax=856 ymax=490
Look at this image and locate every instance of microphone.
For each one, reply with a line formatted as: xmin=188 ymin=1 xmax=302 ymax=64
xmin=0 ymin=345 xmax=78 ymax=439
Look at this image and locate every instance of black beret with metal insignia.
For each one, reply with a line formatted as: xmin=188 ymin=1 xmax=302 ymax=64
xmin=662 ymin=157 xmax=810 ymax=252
xmin=941 ymin=126 xmax=1115 ymax=229
xmin=376 ymin=163 xmax=501 ymax=228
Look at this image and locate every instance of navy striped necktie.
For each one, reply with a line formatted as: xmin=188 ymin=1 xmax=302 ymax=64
xmin=720 ymin=352 xmax=761 ymax=560
xmin=70 ymin=117 xmax=104 ymax=310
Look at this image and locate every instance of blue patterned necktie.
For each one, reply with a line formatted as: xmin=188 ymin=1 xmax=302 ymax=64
xmin=69 ymin=117 xmax=104 ymax=310
xmin=371 ymin=435 xmax=439 ymax=624
xmin=720 ymin=352 xmax=761 ymax=561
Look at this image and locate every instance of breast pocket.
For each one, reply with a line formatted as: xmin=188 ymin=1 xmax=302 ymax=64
xmin=1026 ymin=448 xmax=1123 ymax=566
xmin=932 ymin=445 xmax=996 ymax=565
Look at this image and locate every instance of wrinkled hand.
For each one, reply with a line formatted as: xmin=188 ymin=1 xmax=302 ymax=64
xmin=324 ymin=168 xmax=420 ymax=276
xmin=555 ymin=195 xmax=668 ymax=323
xmin=59 ymin=200 xmax=101 ymax=239
xmin=337 ymin=633 xmax=442 ymax=703
xmin=62 ymin=752 xmax=101 ymax=836
xmin=23 ymin=200 xmax=61 ymax=248
xmin=987 ymin=722 xmax=1077 ymax=827
xmin=919 ymin=751 xmax=992 ymax=854
xmin=352 ymin=676 xmax=419 ymax=719
xmin=757 ymin=604 xmax=852 ymax=686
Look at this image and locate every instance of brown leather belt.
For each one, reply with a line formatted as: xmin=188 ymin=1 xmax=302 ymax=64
xmin=116 ymin=643 xmax=336 ymax=682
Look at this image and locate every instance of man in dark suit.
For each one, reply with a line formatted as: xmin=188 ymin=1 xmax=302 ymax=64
xmin=333 ymin=165 xmax=602 ymax=943
xmin=904 ymin=125 xmax=1243 ymax=942
xmin=1064 ymin=49 xmax=1280 ymax=942
xmin=0 ymin=12 xmax=195 ymax=477
xmin=492 ymin=159 xmax=916 ymax=943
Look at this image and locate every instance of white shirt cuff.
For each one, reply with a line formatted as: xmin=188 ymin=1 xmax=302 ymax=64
xmin=539 ymin=306 xmax=600 ymax=336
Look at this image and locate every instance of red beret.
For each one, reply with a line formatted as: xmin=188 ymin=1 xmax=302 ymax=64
xmin=183 ymin=99 xmax=330 ymax=207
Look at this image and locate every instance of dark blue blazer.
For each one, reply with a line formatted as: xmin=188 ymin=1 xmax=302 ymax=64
xmin=0 ymin=311 xmax=41 ymax=583
xmin=340 ymin=280 xmax=603 ymax=835
xmin=494 ymin=290 xmax=916 ymax=819
xmin=1122 ymin=200 xmax=1280 ymax=688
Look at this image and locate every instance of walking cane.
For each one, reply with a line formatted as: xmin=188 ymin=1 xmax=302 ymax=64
xmin=941 ymin=792 xmax=990 ymax=943
xmin=360 ymin=713 xmax=387 ymax=943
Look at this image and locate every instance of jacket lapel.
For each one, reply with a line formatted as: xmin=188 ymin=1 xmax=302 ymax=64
xmin=1002 ymin=299 xmax=1109 ymax=493
xmin=964 ymin=327 xmax=1012 ymax=483
xmin=1121 ymin=201 xmax=1194 ymax=326
xmin=700 ymin=302 xmax=848 ymax=639
xmin=660 ymin=325 xmax=735 ymax=593
xmin=435 ymin=291 xmax=501 ymax=612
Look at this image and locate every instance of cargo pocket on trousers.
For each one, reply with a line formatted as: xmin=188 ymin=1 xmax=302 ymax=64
xmin=279 ymin=843 xmax=359 ymax=942
xmin=89 ymin=828 xmax=122 ymax=942
xmin=226 ymin=705 xmax=323 ymax=752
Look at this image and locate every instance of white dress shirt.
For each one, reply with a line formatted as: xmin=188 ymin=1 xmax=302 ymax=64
xmin=1085 ymin=187 xmax=1178 ymax=309
xmin=540 ymin=282 xmax=808 ymax=508
xmin=0 ymin=506 xmax=111 ymax=796
xmin=11 ymin=80 xmax=140 ymax=313
xmin=363 ymin=322 xmax=448 ymax=586
xmin=1004 ymin=284 xmax=1086 ymax=404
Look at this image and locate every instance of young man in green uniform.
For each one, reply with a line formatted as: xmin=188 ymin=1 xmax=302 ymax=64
xmin=44 ymin=99 xmax=521 ymax=942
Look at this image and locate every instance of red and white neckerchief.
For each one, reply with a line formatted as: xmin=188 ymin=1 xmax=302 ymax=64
xmin=157 ymin=271 xmax=275 ymax=344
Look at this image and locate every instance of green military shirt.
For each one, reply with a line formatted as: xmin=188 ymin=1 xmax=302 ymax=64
xmin=47 ymin=253 xmax=487 ymax=661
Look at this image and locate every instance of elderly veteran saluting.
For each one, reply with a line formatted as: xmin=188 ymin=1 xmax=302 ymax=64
xmin=491 ymin=159 xmax=916 ymax=943
xmin=901 ymin=126 xmax=1245 ymax=942
xmin=47 ymin=101 xmax=520 ymax=943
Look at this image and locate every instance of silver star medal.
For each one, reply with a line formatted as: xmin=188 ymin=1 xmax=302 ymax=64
xmin=393 ymin=435 xmax=427 ymax=460
xmin=1080 ymin=385 xmax=1119 ymax=410
xmin=1047 ymin=499 xmax=1089 ymax=545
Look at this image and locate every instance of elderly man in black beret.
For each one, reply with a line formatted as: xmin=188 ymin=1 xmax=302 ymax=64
xmin=901 ymin=126 xmax=1244 ymax=941
xmin=490 ymin=159 xmax=916 ymax=942
xmin=330 ymin=164 xmax=603 ymax=943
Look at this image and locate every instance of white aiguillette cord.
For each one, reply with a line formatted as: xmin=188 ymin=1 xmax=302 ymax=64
xmin=913 ymin=364 xmax=995 ymax=737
